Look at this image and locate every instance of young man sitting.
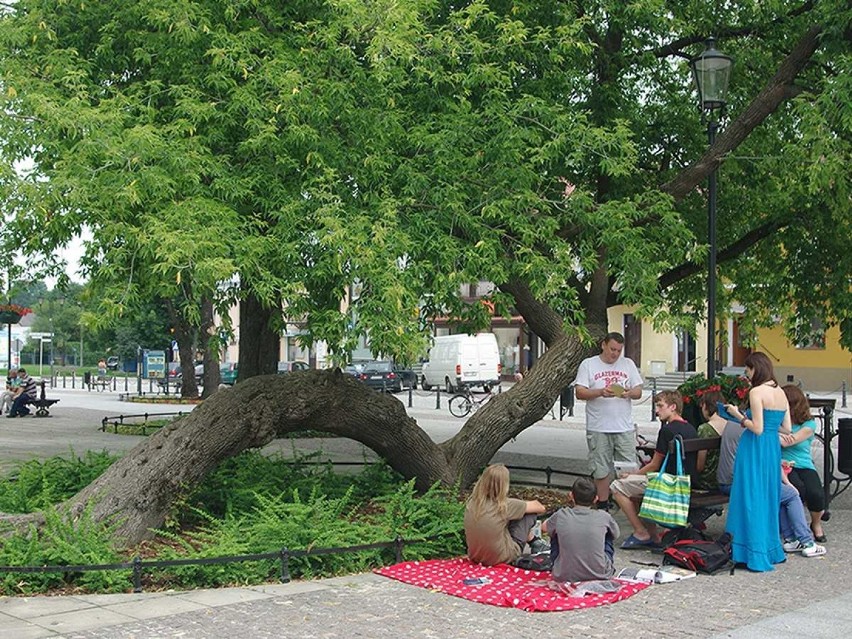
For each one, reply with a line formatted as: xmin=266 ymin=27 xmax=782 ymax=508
xmin=542 ymin=477 xmax=620 ymax=582
xmin=610 ymin=390 xmax=698 ymax=549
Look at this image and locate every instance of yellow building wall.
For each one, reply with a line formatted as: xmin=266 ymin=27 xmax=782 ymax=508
xmin=757 ymin=325 xmax=849 ymax=367
xmin=755 ymin=325 xmax=851 ymax=391
xmin=607 ymin=305 xmax=698 ymax=375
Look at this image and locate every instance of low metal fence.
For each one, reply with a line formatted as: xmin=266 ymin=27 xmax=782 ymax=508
xmin=101 ymin=411 xmax=189 ymax=434
xmin=0 ymin=533 xmax=453 ymax=593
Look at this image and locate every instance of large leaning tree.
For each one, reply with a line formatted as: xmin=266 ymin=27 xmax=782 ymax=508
xmin=0 ymin=1 xmax=849 ymax=544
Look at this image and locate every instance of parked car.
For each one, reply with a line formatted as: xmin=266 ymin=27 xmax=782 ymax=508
xmin=220 ymin=362 xmax=238 ymax=385
xmin=105 ymin=356 xmax=120 ymax=370
xmin=343 ymin=362 xmax=365 ymax=378
xmin=167 ymin=362 xmax=182 ymax=379
xmin=353 ymin=360 xmax=417 ymax=392
xmin=277 ymin=361 xmax=309 ymax=374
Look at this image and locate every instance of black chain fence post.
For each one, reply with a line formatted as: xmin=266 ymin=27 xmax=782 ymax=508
xmin=394 ymin=536 xmax=404 ymax=564
xmin=545 ymin=466 xmax=553 ymax=488
xmin=132 ymin=556 xmax=143 ymax=593
xmin=842 ymin=381 xmax=847 ymax=408
xmin=279 ymin=548 xmax=291 ymax=583
xmin=408 ymin=386 xmax=413 ymax=408
xmin=435 ymin=387 xmax=441 ymax=409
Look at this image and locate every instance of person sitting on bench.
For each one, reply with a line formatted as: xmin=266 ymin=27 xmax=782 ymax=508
xmin=695 ymin=391 xmax=740 ymax=490
xmin=1 ymin=368 xmax=19 ymax=415
xmin=7 ymin=368 xmax=37 ymax=418
xmin=610 ymin=390 xmax=698 ymax=549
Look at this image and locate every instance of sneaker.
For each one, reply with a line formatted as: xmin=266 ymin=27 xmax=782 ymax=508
xmin=782 ymin=540 xmax=805 ymax=553
xmin=801 ymin=543 xmax=826 ymax=558
xmin=529 ymin=537 xmax=550 ymax=555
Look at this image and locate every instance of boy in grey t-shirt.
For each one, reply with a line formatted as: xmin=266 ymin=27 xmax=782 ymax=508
xmin=542 ymin=477 xmax=620 ymax=583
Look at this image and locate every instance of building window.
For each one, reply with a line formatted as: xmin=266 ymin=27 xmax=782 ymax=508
xmin=794 ymin=318 xmax=825 ymax=350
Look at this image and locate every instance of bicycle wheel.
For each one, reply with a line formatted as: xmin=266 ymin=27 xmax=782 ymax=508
xmin=449 ymin=394 xmax=473 ymax=418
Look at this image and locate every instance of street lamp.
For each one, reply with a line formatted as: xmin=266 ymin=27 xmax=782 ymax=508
xmin=690 ymin=37 xmax=733 ymax=379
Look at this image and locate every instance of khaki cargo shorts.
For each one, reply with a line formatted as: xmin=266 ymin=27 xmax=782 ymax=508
xmin=586 ymin=430 xmax=636 ymax=480
xmin=610 ymin=473 xmax=649 ymax=499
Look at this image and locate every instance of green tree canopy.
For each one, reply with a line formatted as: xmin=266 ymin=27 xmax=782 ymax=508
xmin=0 ymin=0 xmax=848 ymax=359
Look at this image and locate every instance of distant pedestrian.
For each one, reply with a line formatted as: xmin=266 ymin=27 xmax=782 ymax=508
xmin=1 ymin=368 xmax=19 ymax=414
xmin=574 ymin=332 xmax=643 ymax=505
xmin=8 ymin=368 xmax=37 ymax=417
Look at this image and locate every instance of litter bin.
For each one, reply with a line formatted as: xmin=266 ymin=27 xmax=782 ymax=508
xmin=838 ymin=418 xmax=852 ymax=476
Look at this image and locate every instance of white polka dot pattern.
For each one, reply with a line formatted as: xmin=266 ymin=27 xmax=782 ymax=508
xmin=375 ymin=558 xmax=649 ymax=612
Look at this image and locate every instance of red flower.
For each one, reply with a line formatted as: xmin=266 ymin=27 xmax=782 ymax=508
xmin=0 ymin=303 xmax=32 ymax=316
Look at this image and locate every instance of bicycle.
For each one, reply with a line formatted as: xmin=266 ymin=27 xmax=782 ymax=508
xmin=448 ymin=386 xmax=493 ymax=418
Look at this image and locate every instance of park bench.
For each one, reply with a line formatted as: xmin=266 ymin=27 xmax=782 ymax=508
xmin=31 ymin=381 xmax=60 ymax=417
xmin=669 ymin=435 xmax=728 ymax=526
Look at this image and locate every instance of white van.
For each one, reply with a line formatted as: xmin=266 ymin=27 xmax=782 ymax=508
xmin=421 ymin=333 xmax=501 ymax=393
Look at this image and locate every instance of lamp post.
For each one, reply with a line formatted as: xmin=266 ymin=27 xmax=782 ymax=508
xmin=690 ymin=37 xmax=733 ymax=380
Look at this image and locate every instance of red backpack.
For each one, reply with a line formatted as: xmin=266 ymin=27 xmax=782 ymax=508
xmin=662 ymin=533 xmax=735 ymax=575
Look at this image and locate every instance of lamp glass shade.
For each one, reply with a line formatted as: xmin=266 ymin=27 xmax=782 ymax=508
xmin=690 ymin=39 xmax=733 ymax=111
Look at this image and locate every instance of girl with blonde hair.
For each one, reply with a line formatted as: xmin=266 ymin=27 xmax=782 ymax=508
xmin=464 ymin=464 xmax=546 ymax=565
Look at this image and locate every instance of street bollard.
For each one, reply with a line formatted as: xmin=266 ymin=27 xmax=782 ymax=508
xmin=436 ymin=387 xmax=441 ymax=409
xmin=842 ymin=380 xmax=847 ymax=408
xmin=408 ymin=386 xmax=413 ymax=408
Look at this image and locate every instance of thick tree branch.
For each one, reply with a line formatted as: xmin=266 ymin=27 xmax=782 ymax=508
xmin=658 ymin=217 xmax=790 ymax=289
xmin=648 ymin=2 xmax=815 ymax=59
xmin=661 ymin=24 xmax=823 ymax=202
xmin=498 ymin=278 xmax=567 ymax=347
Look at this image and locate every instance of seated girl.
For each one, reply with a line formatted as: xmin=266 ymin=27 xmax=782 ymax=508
xmin=464 ymin=464 xmax=546 ymax=566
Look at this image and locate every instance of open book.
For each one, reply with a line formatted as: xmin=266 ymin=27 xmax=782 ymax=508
xmin=617 ymin=565 xmax=696 ymax=584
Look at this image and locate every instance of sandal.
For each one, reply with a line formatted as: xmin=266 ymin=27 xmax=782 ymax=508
xmin=620 ymin=534 xmax=661 ymax=550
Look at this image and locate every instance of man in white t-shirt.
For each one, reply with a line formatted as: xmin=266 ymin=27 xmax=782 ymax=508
xmin=574 ymin=332 xmax=643 ymax=505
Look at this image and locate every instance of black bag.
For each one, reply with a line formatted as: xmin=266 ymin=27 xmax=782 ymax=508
xmin=662 ymin=532 xmax=734 ymax=575
xmin=661 ymin=525 xmax=709 ymax=548
xmin=513 ymin=552 xmax=552 ymax=572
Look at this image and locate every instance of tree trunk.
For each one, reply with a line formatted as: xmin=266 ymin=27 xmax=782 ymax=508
xmin=199 ymin=296 xmax=220 ymax=398
xmin=164 ymin=298 xmax=200 ymax=399
xmin=238 ymin=289 xmax=279 ymax=379
xmin=46 ymin=370 xmax=453 ymax=545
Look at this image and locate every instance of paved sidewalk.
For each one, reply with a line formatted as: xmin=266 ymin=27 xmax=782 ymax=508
xmin=0 ymin=388 xmax=850 ymax=637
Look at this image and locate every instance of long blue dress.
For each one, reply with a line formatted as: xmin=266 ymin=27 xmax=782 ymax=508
xmin=725 ymin=408 xmax=786 ymax=571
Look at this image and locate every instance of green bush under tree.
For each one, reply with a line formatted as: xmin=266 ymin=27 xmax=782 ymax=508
xmin=0 ymin=451 xmax=465 ymax=595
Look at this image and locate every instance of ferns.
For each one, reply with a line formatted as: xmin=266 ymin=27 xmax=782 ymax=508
xmin=0 ymin=450 xmax=466 ymax=594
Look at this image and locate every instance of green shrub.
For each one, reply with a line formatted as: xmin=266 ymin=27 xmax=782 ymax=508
xmin=0 ymin=449 xmax=466 ymax=594
xmin=0 ymin=505 xmax=127 ymax=595
xmin=0 ymin=451 xmax=118 ymax=513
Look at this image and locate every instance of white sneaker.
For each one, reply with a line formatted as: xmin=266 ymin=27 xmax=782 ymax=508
xmin=782 ymin=540 xmax=804 ymax=553
xmin=801 ymin=543 xmax=826 ymax=558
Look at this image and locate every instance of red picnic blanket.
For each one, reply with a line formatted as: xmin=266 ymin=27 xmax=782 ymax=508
xmin=375 ymin=557 xmax=649 ymax=612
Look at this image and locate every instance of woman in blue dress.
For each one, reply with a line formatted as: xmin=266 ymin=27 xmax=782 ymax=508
xmin=724 ymin=352 xmax=791 ymax=571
